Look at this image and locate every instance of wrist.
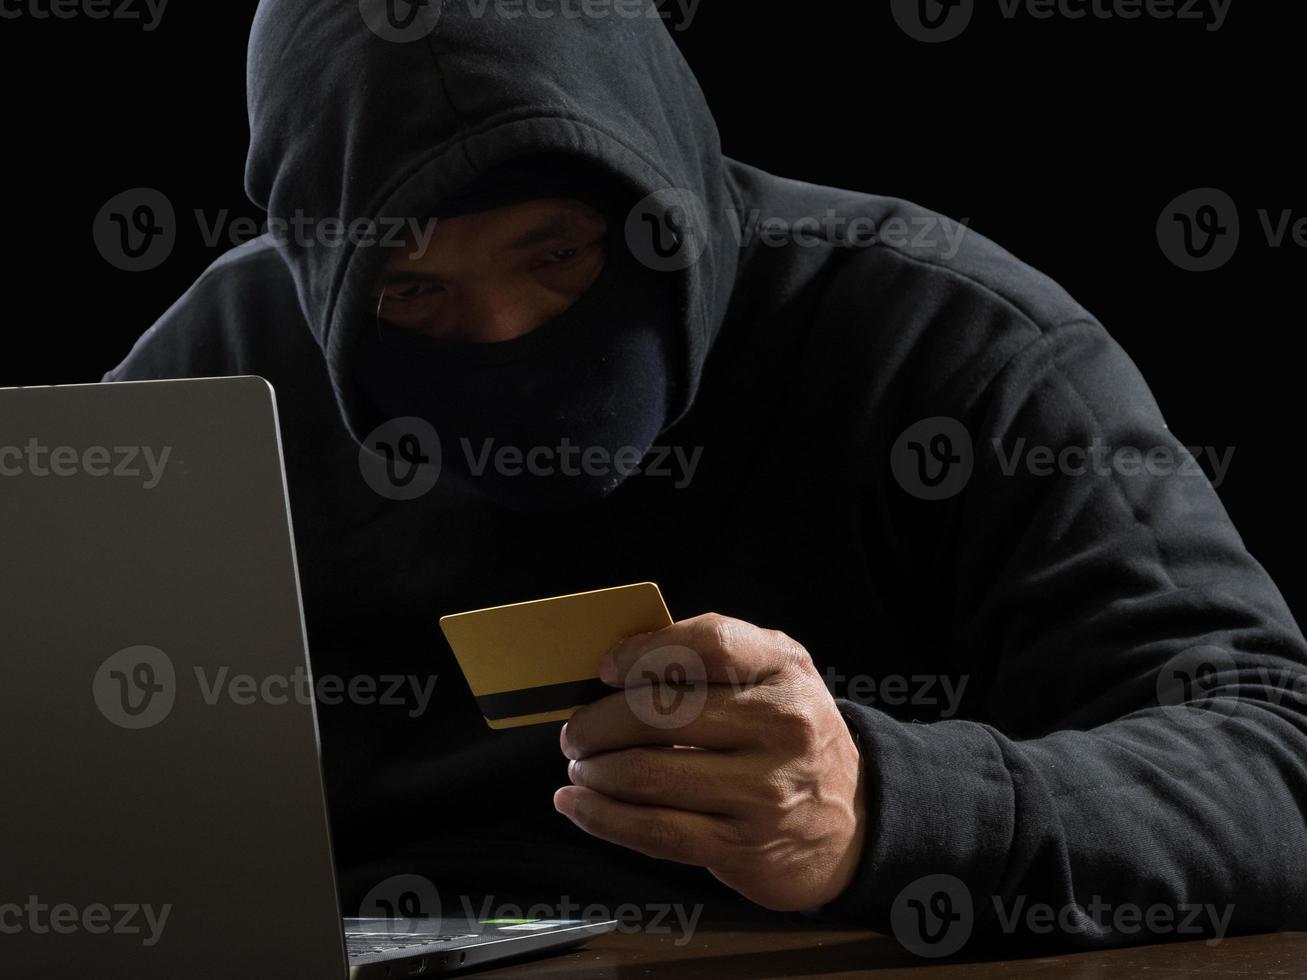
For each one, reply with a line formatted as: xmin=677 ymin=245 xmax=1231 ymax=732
xmin=811 ymin=712 xmax=869 ymax=908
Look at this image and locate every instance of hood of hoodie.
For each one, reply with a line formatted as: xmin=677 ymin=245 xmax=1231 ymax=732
xmin=244 ymin=0 xmax=739 ymax=445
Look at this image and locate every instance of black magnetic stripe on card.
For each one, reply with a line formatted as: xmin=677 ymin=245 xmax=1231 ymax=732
xmin=476 ymin=677 xmax=612 ymax=720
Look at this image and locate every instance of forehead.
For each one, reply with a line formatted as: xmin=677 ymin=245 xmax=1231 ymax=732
xmin=383 ymin=197 xmax=606 ymax=273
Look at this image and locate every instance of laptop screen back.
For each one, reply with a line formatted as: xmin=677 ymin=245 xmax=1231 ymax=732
xmin=0 ymin=378 xmax=348 ymax=978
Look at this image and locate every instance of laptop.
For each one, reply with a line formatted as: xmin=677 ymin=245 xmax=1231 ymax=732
xmin=0 ymin=377 xmax=616 ymax=977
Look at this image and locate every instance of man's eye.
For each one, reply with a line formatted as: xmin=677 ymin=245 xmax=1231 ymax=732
xmin=532 ymin=236 xmax=605 ymax=271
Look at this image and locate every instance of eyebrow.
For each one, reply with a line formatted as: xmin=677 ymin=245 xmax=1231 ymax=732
xmin=508 ymin=217 xmax=584 ymax=251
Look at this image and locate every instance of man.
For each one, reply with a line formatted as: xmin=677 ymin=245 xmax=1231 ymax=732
xmin=105 ymin=0 xmax=1307 ymax=951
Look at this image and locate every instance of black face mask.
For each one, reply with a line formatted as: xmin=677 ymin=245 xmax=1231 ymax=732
xmin=354 ymin=239 xmax=677 ymax=513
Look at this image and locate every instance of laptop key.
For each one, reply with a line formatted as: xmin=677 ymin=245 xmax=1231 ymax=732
xmin=345 ymin=932 xmax=480 ymax=955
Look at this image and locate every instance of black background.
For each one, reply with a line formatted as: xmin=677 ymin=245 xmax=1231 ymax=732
xmin=2 ymin=1 xmax=1301 ymax=623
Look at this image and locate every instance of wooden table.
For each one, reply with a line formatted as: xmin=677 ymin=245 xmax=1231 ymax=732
xmin=470 ymin=926 xmax=1307 ymax=978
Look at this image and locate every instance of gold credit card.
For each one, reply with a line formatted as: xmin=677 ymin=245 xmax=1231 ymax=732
xmin=439 ymin=582 xmax=673 ymax=730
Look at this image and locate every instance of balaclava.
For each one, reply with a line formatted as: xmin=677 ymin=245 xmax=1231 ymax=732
xmin=354 ymin=156 xmax=678 ymax=513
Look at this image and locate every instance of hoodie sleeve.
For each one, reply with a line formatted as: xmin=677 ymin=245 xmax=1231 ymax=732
xmin=824 ymin=315 xmax=1307 ymax=949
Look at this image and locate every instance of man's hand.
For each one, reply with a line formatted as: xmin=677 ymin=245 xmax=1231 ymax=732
xmin=553 ymin=613 xmax=867 ymax=912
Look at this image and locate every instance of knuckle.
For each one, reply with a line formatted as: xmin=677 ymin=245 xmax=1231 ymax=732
xmin=752 ymin=770 xmax=792 ymax=809
xmin=698 ymin=612 xmax=736 ymax=655
xmin=770 ymin=698 xmax=821 ymax=750
xmin=771 ymin=630 xmax=814 ymax=673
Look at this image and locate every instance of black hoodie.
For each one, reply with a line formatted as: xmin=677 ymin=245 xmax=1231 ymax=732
xmin=104 ymin=0 xmax=1307 ymax=949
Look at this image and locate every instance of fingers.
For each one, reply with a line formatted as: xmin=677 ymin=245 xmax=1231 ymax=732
xmin=563 ymin=686 xmax=748 ymax=757
xmin=566 ymin=746 xmax=748 ymax=815
xmin=601 ymin=613 xmax=809 ymax=690
xmin=558 ymin=613 xmax=864 ymax=914
xmin=553 ymin=785 xmax=740 ymax=867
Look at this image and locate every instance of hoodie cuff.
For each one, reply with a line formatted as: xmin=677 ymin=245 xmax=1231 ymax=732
xmin=812 ymin=701 xmax=1014 ymax=928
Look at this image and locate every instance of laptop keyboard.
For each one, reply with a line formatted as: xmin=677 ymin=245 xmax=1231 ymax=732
xmin=346 ymin=931 xmax=480 ymax=957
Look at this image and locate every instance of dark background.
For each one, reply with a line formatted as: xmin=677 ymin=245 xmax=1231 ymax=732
xmin=3 ymin=2 xmax=1301 ymax=623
